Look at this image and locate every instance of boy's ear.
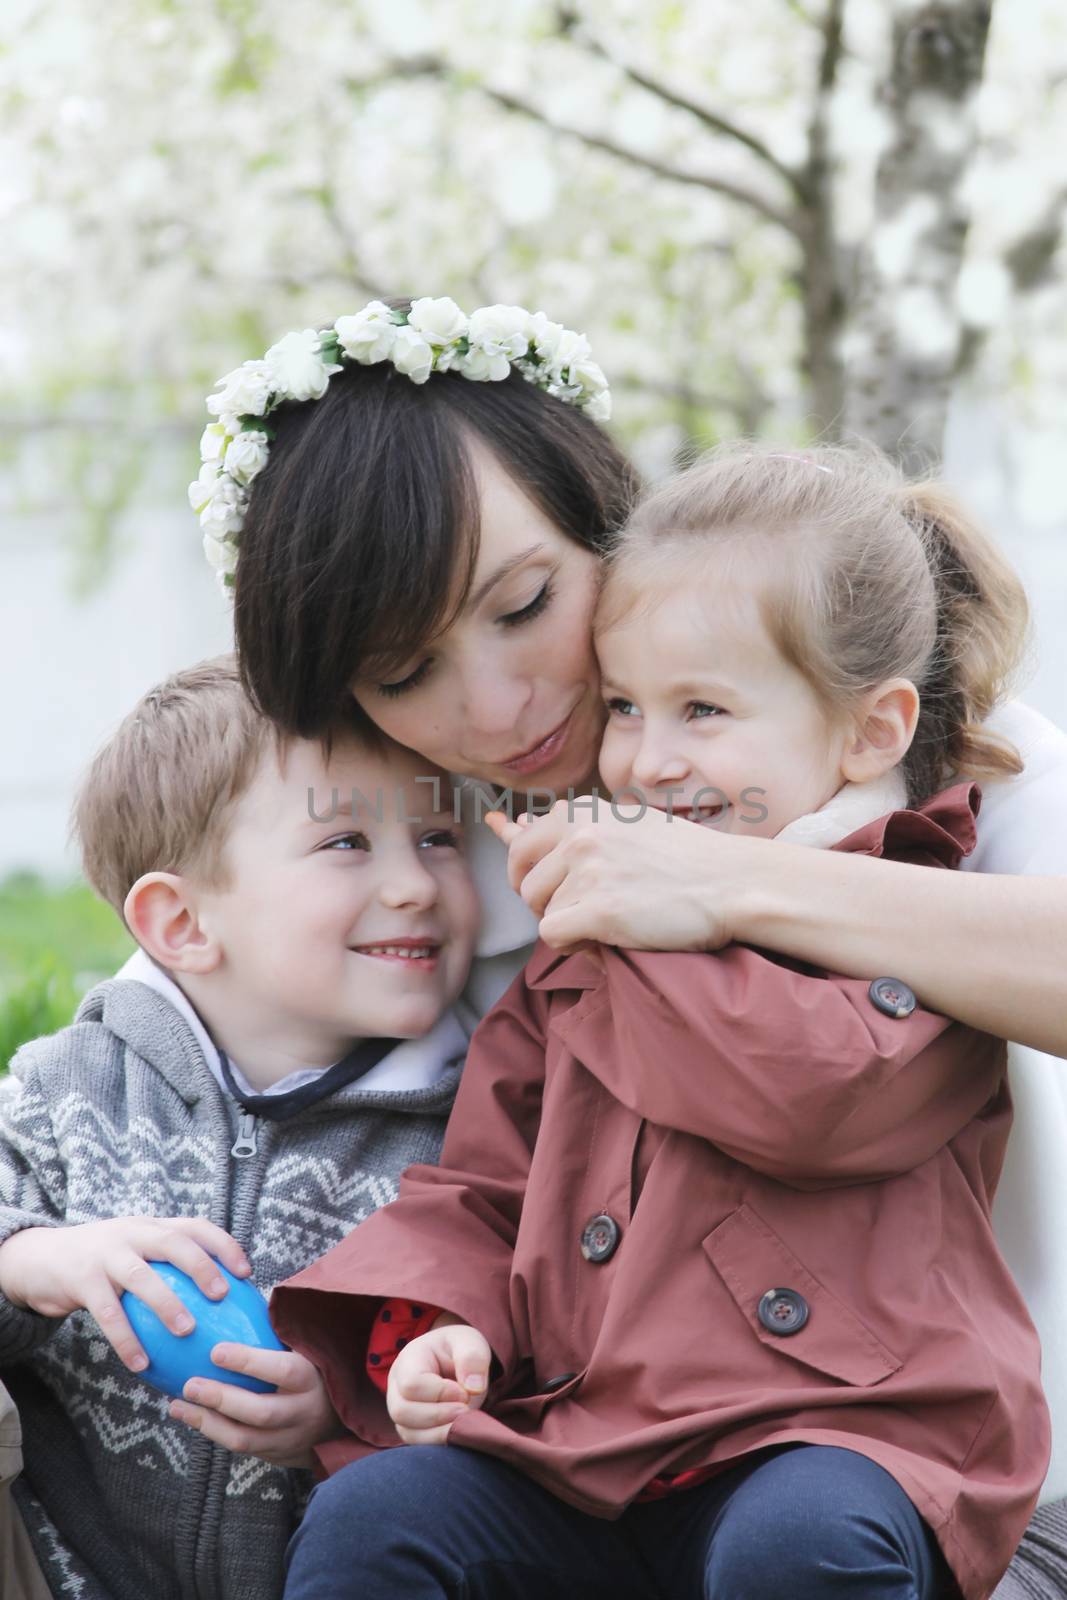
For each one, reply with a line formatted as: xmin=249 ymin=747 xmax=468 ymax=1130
xmin=123 ymin=873 xmax=221 ymax=976
xmin=839 ymin=678 xmax=920 ymax=786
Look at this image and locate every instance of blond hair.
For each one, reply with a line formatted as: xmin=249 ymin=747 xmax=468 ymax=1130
xmin=74 ymin=655 xmax=381 ymax=920
xmin=601 ymin=442 xmax=1032 ymax=806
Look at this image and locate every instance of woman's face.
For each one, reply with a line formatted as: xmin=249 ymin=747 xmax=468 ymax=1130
xmin=351 ymin=443 xmax=605 ymax=796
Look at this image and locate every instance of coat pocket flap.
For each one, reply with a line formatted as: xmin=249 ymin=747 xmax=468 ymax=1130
xmin=704 ymin=1205 xmax=901 ymax=1388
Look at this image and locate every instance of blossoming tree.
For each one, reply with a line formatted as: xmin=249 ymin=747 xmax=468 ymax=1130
xmin=2 ymin=0 xmax=1065 ymax=549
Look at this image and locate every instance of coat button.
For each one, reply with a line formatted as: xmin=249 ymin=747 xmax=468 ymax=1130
xmin=758 ymin=1288 xmax=809 ymax=1336
xmin=543 ymin=1372 xmax=578 ymax=1393
xmin=580 ymin=1213 xmax=620 ymax=1263
xmin=868 ymin=977 xmax=917 ymax=1019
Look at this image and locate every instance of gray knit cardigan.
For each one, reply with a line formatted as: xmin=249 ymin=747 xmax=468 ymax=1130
xmin=0 ymin=978 xmax=463 ymax=1600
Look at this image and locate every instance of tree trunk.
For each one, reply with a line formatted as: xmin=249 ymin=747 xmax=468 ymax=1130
xmin=841 ymin=1 xmax=993 ymax=471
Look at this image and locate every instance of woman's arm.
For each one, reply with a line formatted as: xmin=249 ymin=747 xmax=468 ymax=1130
xmin=487 ymin=809 xmax=1067 ymax=1057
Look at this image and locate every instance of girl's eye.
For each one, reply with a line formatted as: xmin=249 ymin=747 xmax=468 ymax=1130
xmin=605 ymin=697 xmax=639 ymax=717
xmin=419 ymin=829 xmax=463 ymax=851
xmin=320 ymin=832 xmax=371 ymax=852
xmin=499 ymin=580 xmax=553 ymax=629
xmin=377 ymin=659 xmax=432 ymax=699
xmin=688 ymin=702 xmax=725 ymax=720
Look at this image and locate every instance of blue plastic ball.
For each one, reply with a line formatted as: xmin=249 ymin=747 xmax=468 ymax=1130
xmin=120 ymin=1261 xmax=286 ymax=1400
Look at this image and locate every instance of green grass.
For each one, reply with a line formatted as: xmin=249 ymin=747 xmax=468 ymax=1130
xmin=0 ymin=873 xmax=134 ymax=1067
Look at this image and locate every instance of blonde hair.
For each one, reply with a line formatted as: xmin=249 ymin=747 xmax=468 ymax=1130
xmin=73 ymin=655 xmax=379 ymax=919
xmin=600 ymin=442 xmax=1032 ymax=807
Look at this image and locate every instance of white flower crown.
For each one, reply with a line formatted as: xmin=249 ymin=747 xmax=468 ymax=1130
xmin=189 ymin=297 xmax=612 ymax=587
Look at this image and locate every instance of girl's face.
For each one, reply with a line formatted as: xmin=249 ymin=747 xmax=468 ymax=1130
xmin=351 ymin=444 xmax=606 ymax=796
xmin=596 ymin=572 xmax=852 ymax=840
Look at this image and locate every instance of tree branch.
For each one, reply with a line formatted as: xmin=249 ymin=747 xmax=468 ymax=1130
xmin=572 ymin=28 xmax=807 ymax=201
xmin=343 ymin=56 xmax=801 ymax=236
xmin=472 ymin=79 xmax=802 ymax=236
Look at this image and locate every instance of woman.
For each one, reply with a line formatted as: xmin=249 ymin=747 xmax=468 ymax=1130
xmin=223 ymin=299 xmax=1067 ymax=1594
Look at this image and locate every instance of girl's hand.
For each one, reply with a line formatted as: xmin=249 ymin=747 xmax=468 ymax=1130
xmin=485 ymin=804 xmax=755 ymax=952
xmin=386 ymin=1319 xmax=492 ymax=1445
xmin=0 ymin=1218 xmax=251 ymax=1372
xmin=169 ymin=1345 xmax=342 ymax=1468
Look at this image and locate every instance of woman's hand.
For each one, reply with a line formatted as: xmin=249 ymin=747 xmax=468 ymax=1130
xmin=486 ymin=804 xmax=758 ymax=951
xmin=169 ymin=1345 xmax=343 ymax=1468
xmin=386 ymin=1318 xmax=492 ymax=1445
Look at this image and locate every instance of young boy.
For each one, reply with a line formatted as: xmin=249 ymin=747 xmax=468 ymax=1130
xmin=0 ymin=655 xmax=480 ymax=1600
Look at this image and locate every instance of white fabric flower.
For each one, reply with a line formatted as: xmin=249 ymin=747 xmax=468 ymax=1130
xmin=583 ymin=388 xmax=612 ymax=423
xmin=390 ymin=324 xmax=434 ymax=384
xmin=407 ymin=296 xmax=468 ymax=346
xmin=203 ymin=530 xmax=239 ymax=580
xmin=187 ymin=462 xmax=222 ymax=514
xmin=527 ymin=312 xmax=565 ymax=364
xmin=264 ymin=328 xmax=339 ymax=402
xmin=198 ymin=475 xmax=247 ymax=539
xmin=468 ymin=305 xmax=530 ymax=358
xmin=206 ymin=360 xmax=273 ymax=421
xmin=334 ymin=302 xmax=398 ymax=365
xmin=199 ymin=422 xmax=229 ymax=463
xmin=552 ymin=328 xmax=594 ymax=376
xmin=224 ymin=431 xmax=270 ymax=485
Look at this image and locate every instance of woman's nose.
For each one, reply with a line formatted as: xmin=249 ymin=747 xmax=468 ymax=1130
xmin=459 ymin=669 xmax=534 ymax=739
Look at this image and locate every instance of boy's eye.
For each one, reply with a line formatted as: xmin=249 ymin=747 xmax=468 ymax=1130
xmin=320 ymin=831 xmax=371 ymax=851
xmin=377 ymin=659 xmax=431 ymax=699
xmin=419 ymin=829 xmax=463 ymax=851
xmin=605 ymin=697 xmax=639 ymax=717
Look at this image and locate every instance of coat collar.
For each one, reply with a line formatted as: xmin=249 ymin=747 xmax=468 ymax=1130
xmin=525 ymin=777 xmax=982 ymax=995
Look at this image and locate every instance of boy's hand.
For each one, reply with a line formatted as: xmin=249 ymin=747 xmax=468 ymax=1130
xmin=386 ymin=1319 xmax=492 ymax=1445
xmin=0 ymin=1218 xmax=251 ymax=1372
xmin=169 ymin=1346 xmax=343 ymax=1468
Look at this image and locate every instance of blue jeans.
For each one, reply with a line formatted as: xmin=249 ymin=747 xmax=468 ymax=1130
xmin=284 ymin=1443 xmax=949 ymax=1599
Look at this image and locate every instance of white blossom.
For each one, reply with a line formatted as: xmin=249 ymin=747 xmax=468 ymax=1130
xmin=198 ymin=475 xmax=247 ymax=539
xmin=199 ymin=422 xmax=229 ymax=463
xmin=203 ymin=530 xmax=239 ymax=580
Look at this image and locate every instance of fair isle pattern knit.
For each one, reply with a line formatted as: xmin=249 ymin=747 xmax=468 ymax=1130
xmin=0 ymin=979 xmax=463 ymax=1600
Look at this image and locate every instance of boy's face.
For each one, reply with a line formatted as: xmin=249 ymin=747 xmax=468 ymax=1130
xmin=195 ymin=736 xmax=480 ymax=1060
xmin=595 ymin=575 xmax=850 ymax=840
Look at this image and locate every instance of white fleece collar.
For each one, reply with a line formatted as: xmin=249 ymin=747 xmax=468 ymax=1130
xmin=114 ymin=949 xmax=466 ymax=1099
xmin=774 ymin=769 xmax=909 ymax=850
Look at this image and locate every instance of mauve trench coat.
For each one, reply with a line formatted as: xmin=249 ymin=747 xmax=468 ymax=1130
xmin=272 ymin=784 xmax=1050 ymax=1600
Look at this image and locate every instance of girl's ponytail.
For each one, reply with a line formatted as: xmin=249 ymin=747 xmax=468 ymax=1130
xmin=901 ymin=484 xmax=1031 ymax=801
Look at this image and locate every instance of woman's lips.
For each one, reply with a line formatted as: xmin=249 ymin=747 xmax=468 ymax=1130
xmin=501 ymin=710 xmax=575 ymax=778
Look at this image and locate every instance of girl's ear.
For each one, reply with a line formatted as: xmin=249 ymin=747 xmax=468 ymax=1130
xmin=123 ymin=873 xmax=222 ymax=976
xmin=839 ymin=678 xmax=920 ymax=786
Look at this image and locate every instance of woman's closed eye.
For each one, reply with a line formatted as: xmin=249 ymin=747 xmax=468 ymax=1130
xmin=375 ymin=580 xmax=555 ymax=698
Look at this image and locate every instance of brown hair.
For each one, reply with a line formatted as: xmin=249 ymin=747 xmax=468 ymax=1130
xmin=73 ymin=655 xmax=375 ymax=918
xmin=601 ymin=442 xmax=1032 ymax=806
xmin=233 ymin=300 xmax=639 ymax=739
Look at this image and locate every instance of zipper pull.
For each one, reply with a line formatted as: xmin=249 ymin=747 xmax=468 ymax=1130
xmin=231 ymin=1111 xmax=258 ymax=1159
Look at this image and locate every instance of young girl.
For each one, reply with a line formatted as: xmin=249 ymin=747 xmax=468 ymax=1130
xmin=271 ymin=442 xmax=1049 ymax=1600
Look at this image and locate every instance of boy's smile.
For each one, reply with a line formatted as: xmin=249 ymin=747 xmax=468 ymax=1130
xmin=186 ymin=737 xmax=480 ymax=1084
